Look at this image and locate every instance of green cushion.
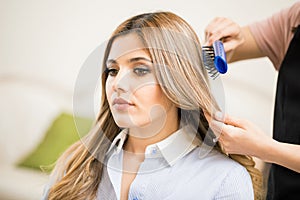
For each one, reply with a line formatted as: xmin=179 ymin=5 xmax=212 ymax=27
xmin=17 ymin=112 xmax=93 ymax=171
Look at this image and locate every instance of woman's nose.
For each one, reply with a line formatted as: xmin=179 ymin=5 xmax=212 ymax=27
xmin=112 ymin=69 xmax=131 ymax=93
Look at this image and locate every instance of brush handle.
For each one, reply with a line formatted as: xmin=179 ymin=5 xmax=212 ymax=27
xmin=213 ymin=40 xmax=228 ymax=74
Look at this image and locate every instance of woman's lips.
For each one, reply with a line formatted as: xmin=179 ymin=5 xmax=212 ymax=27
xmin=112 ymin=97 xmax=134 ymax=111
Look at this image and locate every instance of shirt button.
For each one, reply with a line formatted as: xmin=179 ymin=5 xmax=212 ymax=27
xmin=152 ymin=148 xmax=157 ymax=154
xmin=133 ymin=197 xmax=139 ymax=200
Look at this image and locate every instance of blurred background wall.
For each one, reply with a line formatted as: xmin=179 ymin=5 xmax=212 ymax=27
xmin=0 ymin=0 xmax=298 ymax=198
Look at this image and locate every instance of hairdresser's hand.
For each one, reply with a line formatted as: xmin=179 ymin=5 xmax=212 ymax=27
xmin=204 ymin=17 xmax=244 ymax=61
xmin=210 ymin=113 xmax=273 ymax=158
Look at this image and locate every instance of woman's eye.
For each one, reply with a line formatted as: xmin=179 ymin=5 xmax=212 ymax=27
xmin=106 ymin=68 xmax=118 ymax=76
xmin=133 ymin=66 xmax=151 ymax=76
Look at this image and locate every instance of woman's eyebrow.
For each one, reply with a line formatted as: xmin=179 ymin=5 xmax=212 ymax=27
xmin=128 ymin=57 xmax=153 ymax=63
xmin=106 ymin=57 xmax=153 ymax=66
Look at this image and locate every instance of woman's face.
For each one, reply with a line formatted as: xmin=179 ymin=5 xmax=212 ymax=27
xmin=105 ymin=33 xmax=177 ymax=131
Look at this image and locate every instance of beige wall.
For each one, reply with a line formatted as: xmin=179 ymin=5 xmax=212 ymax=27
xmin=0 ymin=0 xmax=298 ymax=159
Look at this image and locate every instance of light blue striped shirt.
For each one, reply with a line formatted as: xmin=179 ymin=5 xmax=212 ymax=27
xmin=97 ymin=126 xmax=254 ymax=200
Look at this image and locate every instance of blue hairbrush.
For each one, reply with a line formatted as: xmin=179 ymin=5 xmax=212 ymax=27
xmin=202 ymin=40 xmax=228 ymax=79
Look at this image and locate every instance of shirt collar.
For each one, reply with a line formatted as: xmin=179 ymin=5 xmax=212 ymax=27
xmin=106 ymin=128 xmax=128 ymax=155
xmin=106 ymin=125 xmax=200 ymax=166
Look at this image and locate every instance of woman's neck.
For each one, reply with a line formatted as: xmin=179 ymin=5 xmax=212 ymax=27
xmin=124 ymin=117 xmax=178 ymax=154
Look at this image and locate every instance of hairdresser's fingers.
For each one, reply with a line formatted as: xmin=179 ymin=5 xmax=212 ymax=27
xmin=206 ymin=26 xmax=241 ymax=48
xmin=205 ymin=17 xmax=228 ymax=37
xmin=209 ymin=118 xmax=225 ymax=139
xmin=217 ymin=21 xmax=241 ymax=38
xmin=217 ymin=124 xmax=247 ymax=154
xmin=204 ymin=17 xmax=228 ymax=45
xmin=214 ymin=123 xmax=234 ymax=154
xmin=205 ymin=28 xmax=232 ymax=46
xmin=205 ymin=18 xmax=236 ymax=45
xmin=216 ymin=115 xmax=270 ymax=156
xmin=208 ymin=20 xmax=235 ymax=39
xmin=220 ymin=28 xmax=244 ymax=52
xmin=214 ymin=112 xmax=249 ymax=130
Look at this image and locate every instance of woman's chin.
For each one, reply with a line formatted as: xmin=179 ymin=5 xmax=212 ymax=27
xmin=114 ymin=118 xmax=150 ymax=129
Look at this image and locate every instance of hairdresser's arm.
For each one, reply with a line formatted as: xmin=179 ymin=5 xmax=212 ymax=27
xmin=205 ymin=17 xmax=265 ymax=63
xmin=210 ymin=114 xmax=300 ymax=173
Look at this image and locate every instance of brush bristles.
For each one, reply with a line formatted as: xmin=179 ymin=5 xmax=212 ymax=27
xmin=202 ymin=47 xmax=219 ymax=80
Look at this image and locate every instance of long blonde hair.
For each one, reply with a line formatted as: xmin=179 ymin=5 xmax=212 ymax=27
xmin=48 ymin=12 xmax=263 ymax=200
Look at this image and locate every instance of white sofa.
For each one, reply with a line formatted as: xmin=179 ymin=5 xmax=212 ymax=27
xmin=0 ymin=75 xmax=73 ymax=200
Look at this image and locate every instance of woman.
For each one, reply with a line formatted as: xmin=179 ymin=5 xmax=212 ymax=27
xmin=45 ymin=12 xmax=263 ymax=200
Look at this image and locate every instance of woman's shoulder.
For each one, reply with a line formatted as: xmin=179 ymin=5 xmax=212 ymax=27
xmin=188 ymin=147 xmax=245 ymax=170
xmin=182 ymin=147 xmax=251 ymax=183
xmin=174 ymin=147 xmax=254 ymax=199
